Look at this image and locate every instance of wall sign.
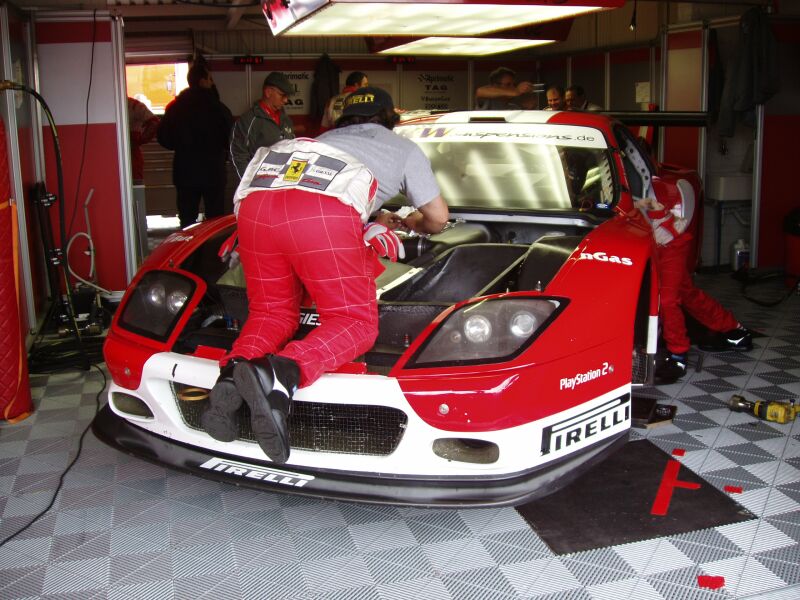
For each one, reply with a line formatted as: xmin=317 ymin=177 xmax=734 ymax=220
xmin=234 ymin=55 xmax=264 ymax=65
xmin=400 ymin=70 xmax=468 ymax=112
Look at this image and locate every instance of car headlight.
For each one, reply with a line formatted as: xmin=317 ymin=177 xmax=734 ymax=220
xmin=406 ymin=297 xmax=565 ymax=368
xmin=166 ymin=289 xmax=188 ymax=314
xmin=464 ymin=314 xmax=492 ymax=344
xmin=146 ymin=283 xmax=166 ymax=307
xmin=510 ymin=311 xmax=537 ymax=338
xmin=117 ymin=271 xmax=198 ymax=342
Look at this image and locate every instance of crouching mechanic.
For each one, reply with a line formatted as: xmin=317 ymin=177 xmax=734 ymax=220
xmin=635 ymin=178 xmax=752 ymax=383
xmin=201 ymin=87 xmax=449 ymax=463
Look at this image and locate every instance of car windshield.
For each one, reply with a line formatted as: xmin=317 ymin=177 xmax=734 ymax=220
xmin=401 ymin=124 xmax=616 ymax=212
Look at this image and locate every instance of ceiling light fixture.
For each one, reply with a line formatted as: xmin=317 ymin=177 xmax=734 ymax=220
xmin=376 ymin=36 xmax=556 ymax=56
xmin=261 ymin=0 xmax=624 ymax=37
xmin=365 ymin=19 xmax=571 ymax=57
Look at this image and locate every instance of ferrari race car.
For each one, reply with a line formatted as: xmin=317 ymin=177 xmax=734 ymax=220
xmin=94 ymin=110 xmax=702 ymax=507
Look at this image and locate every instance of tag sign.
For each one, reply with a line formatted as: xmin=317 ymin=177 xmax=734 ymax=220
xmin=234 ymin=56 xmax=264 ymax=65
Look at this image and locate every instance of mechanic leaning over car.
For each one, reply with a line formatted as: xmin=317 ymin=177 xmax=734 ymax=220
xmin=201 ymin=87 xmax=449 ymax=464
xmin=635 ymin=179 xmax=752 ymax=383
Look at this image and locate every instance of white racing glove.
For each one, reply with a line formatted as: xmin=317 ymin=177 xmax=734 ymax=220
xmin=363 ymin=223 xmax=405 ymax=262
xmin=218 ymin=230 xmax=240 ymax=269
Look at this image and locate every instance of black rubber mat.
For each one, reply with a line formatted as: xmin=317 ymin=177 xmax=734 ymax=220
xmin=516 ymin=439 xmax=756 ymax=555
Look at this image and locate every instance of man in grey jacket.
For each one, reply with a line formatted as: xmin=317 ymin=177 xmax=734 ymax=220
xmin=230 ymin=71 xmax=296 ymax=178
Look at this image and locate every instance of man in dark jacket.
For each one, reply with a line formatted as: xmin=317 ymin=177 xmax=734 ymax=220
xmin=230 ymin=71 xmax=296 ymax=178
xmin=157 ymin=63 xmax=233 ymax=228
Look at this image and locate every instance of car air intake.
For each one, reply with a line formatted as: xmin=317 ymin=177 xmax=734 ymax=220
xmin=172 ymin=383 xmax=407 ymax=455
xmin=432 ymin=438 xmax=499 ymax=464
xmin=111 ymin=392 xmax=154 ymax=419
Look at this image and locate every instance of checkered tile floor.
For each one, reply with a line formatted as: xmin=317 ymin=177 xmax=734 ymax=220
xmin=1 ymin=273 xmax=799 ymax=599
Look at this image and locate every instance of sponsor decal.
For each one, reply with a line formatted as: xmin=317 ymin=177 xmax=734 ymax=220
xmin=417 ymin=74 xmax=454 ymax=83
xmin=417 ymin=127 xmax=452 ymax=138
xmin=284 ymin=159 xmax=308 ymax=182
xmin=252 ymin=151 xmax=347 ymax=193
xmin=346 ymin=93 xmax=375 ymax=106
xmin=199 ymin=457 xmax=314 ymax=487
xmin=579 ymin=251 xmax=633 ymax=266
xmin=540 ymin=394 xmax=630 ymax=456
xmin=165 ymin=233 xmax=194 ymax=243
xmin=560 ymin=362 xmax=613 ymax=390
xmin=299 ymin=311 xmax=321 ymax=326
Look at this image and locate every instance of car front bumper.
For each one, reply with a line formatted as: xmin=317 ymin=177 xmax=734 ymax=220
xmin=92 ymin=404 xmax=628 ymax=508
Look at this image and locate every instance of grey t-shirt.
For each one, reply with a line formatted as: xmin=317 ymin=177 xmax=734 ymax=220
xmin=317 ymin=123 xmax=441 ymax=211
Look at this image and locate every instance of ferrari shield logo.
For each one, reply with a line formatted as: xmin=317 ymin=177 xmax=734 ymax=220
xmin=284 ymin=159 xmax=308 ymax=182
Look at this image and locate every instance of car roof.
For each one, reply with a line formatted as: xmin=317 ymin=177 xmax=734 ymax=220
xmin=398 ymin=109 xmax=613 ymax=128
xmin=396 ymin=110 xmax=613 ymax=150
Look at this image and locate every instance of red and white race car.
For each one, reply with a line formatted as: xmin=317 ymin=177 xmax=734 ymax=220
xmin=93 ymin=110 xmax=702 ymax=506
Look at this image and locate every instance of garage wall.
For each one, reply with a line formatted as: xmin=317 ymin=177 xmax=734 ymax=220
xmin=36 ymin=15 xmax=130 ymax=292
xmin=0 ymin=4 xmax=43 ymax=331
xmin=759 ymin=22 xmax=800 ymax=268
xmin=661 ymin=30 xmax=702 ymax=171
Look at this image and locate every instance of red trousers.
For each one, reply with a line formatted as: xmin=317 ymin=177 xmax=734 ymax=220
xmin=655 ymin=235 xmax=738 ymax=354
xmin=226 ymin=190 xmax=378 ymax=386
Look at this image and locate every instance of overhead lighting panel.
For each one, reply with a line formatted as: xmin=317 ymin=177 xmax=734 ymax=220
xmin=376 ymin=37 xmax=556 ymax=56
xmin=261 ymin=0 xmax=624 ymax=37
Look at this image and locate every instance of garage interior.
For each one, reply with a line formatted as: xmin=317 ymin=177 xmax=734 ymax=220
xmin=1 ymin=1 xmax=800 ymax=598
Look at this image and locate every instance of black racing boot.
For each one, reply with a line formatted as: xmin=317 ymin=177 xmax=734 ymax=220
xmin=200 ymin=359 xmax=243 ymax=442
xmin=698 ymin=327 xmax=753 ymax=352
xmin=233 ymin=355 xmax=300 ymax=464
xmin=655 ymin=353 xmax=687 ymax=384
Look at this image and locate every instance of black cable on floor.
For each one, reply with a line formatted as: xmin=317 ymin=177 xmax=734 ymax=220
xmin=736 ymin=270 xmax=799 ymax=308
xmin=0 ymin=364 xmax=106 ymax=549
xmin=28 ymin=336 xmax=105 ymax=375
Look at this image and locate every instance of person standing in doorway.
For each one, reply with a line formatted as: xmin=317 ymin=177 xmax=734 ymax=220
xmin=230 ymin=71 xmax=296 ymax=178
xmin=127 ymin=96 xmax=159 ymax=184
xmin=157 ymin=62 xmax=233 ymax=228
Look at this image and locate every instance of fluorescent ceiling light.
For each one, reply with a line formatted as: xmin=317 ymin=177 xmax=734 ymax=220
xmin=378 ymin=37 xmax=555 ymax=56
xmin=264 ymin=1 xmax=619 ymax=37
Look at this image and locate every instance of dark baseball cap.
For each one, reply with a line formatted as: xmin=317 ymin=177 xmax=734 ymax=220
xmin=263 ymin=72 xmax=294 ymax=96
xmin=341 ymin=86 xmax=394 ymax=118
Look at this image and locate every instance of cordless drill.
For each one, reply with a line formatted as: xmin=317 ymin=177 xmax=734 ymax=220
xmin=728 ymin=395 xmax=799 ymax=425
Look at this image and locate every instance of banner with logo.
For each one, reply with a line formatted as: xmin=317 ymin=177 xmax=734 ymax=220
xmin=400 ymin=71 xmax=469 ymax=112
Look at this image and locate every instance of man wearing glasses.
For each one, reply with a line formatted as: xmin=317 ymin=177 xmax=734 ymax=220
xmin=231 ymin=71 xmax=296 ymax=178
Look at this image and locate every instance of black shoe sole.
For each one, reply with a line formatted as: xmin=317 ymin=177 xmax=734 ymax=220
xmin=698 ymin=343 xmax=753 ymax=352
xmin=233 ymin=361 xmax=291 ymax=464
xmin=200 ymin=379 xmax=241 ymax=443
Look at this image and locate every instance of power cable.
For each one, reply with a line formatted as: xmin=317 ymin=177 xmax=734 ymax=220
xmin=67 ymin=9 xmax=97 ymax=245
xmin=0 ymin=365 xmax=106 ymax=549
xmin=734 ymin=269 xmax=799 ymax=308
xmin=0 ymin=80 xmax=90 ymax=371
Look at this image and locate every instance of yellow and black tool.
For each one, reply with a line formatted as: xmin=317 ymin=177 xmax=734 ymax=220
xmin=728 ymin=394 xmax=799 ymax=425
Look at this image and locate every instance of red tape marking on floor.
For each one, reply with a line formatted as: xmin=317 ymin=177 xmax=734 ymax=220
xmin=724 ymin=485 xmax=743 ymax=494
xmin=697 ymin=575 xmax=725 ymax=589
xmin=651 ymin=459 xmax=701 ymax=516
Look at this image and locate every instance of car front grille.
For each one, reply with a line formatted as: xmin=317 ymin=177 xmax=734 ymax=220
xmin=172 ymin=383 xmax=408 ymax=456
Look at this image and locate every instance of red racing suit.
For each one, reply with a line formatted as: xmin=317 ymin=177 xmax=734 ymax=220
xmin=225 ymin=139 xmax=380 ymax=386
xmin=645 ymin=178 xmax=738 ymax=354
